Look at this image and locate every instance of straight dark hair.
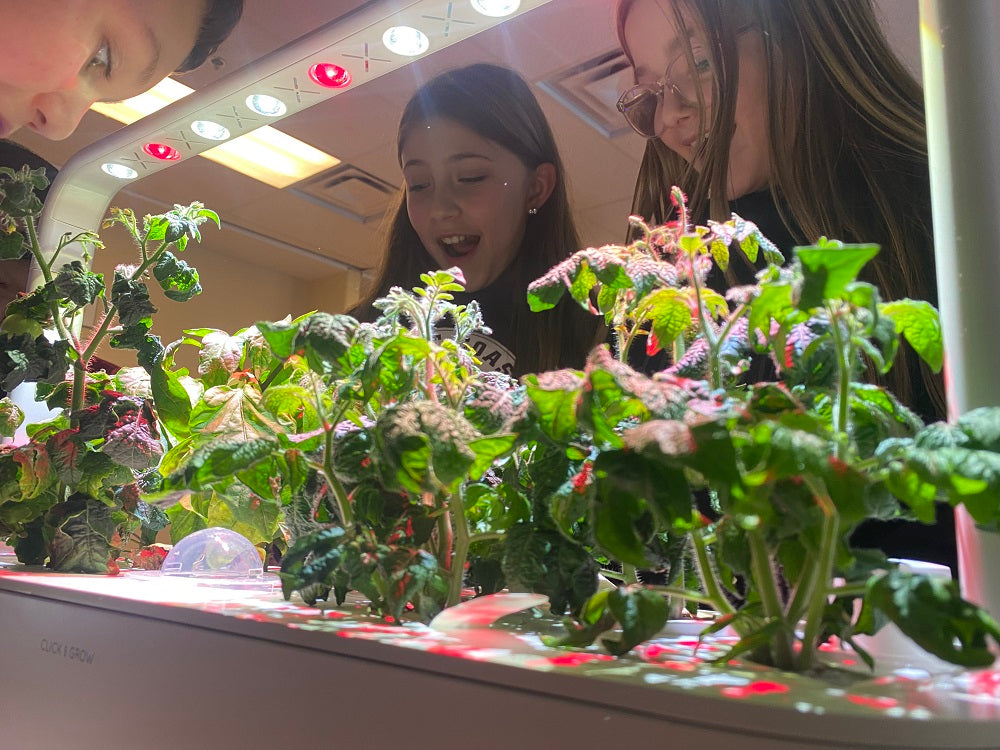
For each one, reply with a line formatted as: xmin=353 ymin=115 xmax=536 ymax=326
xmin=177 ymin=0 xmax=245 ymax=72
xmin=352 ymin=63 xmax=602 ymax=375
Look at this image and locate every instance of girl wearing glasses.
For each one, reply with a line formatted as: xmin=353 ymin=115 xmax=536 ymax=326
xmin=615 ymin=0 xmax=941 ymax=420
xmin=615 ymin=0 xmax=953 ymax=572
xmin=350 ymin=63 xmax=603 ymax=377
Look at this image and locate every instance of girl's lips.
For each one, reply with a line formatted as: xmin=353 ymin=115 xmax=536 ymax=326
xmin=439 ymin=234 xmax=480 ymax=258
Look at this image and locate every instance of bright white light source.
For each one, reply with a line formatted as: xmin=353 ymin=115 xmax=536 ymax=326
xmin=101 ymin=163 xmax=138 ymax=179
xmin=470 ymin=0 xmax=520 ymax=17
xmin=382 ymin=26 xmax=429 ymax=56
xmin=191 ymin=120 xmax=231 ymax=140
xmin=246 ymin=94 xmax=287 ymax=117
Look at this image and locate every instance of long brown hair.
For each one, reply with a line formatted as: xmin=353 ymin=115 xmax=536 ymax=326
xmin=615 ymin=0 xmax=944 ymax=419
xmin=351 ymin=63 xmax=602 ymax=376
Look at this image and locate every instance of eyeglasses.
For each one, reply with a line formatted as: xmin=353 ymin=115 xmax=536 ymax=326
xmin=617 ymin=25 xmax=754 ymax=140
xmin=617 ymin=51 xmax=714 ymax=139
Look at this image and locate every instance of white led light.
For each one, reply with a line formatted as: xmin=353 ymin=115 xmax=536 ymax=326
xmin=382 ymin=26 xmax=429 ymax=56
xmin=101 ymin=163 xmax=138 ymax=179
xmin=470 ymin=0 xmax=520 ymax=17
xmin=245 ymin=94 xmax=288 ymax=117
xmin=191 ymin=120 xmax=231 ymax=140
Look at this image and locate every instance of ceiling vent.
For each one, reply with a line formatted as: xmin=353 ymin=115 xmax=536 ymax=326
xmin=289 ymin=163 xmax=398 ymax=224
xmin=537 ymin=49 xmax=634 ymax=139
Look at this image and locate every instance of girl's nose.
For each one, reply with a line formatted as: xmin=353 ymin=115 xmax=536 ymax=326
xmin=28 ymin=89 xmax=93 ymax=141
xmin=657 ymin=89 xmax=697 ymax=131
xmin=429 ymin=188 xmax=460 ymax=219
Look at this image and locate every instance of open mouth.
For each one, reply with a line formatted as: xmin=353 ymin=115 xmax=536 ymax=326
xmin=439 ymin=234 xmax=480 ymax=258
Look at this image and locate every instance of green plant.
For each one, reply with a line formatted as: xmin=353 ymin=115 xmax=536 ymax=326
xmin=0 ymin=165 xmax=217 ymax=572
xmin=158 ymin=270 xmax=541 ymax=621
xmin=151 ymin=180 xmax=1000 ymax=674
xmin=524 ymin=188 xmax=1000 ymax=669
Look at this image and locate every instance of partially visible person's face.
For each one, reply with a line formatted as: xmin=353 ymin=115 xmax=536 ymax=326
xmin=401 ymin=117 xmax=548 ymax=293
xmin=622 ymin=0 xmax=771 ymax=199
xmin=0 ymin=0 xmax=207 ymax=141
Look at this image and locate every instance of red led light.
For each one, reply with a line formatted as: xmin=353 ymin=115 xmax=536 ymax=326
xmin=143 ymin=143 xmax=181 ymax=161
xmin=308 ymin=62 xmax=352 ymax=89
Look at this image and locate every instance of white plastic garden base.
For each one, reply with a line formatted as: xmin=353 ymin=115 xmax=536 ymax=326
xmin=957 ymin=507 xmax=1000 ymax=622
xmin=1 ymin=556 xmax=998 ymax=750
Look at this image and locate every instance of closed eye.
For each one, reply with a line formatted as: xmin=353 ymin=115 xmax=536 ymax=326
xmin=458 ymin=175 xmax=487 ymax=184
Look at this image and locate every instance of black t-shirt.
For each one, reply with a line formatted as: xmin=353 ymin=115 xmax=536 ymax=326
xmin=446 ymin=282 xmax=517 ymax=376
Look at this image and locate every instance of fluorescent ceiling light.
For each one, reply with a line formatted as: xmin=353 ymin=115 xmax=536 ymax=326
xmin=91 ymin=78 xmax=340 ymax=189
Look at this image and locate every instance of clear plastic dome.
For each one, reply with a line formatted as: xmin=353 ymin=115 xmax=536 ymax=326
xmin=161 ymin=527 xmax=263 ymax=579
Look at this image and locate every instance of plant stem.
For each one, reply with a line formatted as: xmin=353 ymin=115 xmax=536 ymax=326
xmin=828 ymin=582 xmax=867 ymax=598
xmin=691 ymin=530 xmax=735 ymax=615
xmin=622 ymin=562 xmax=640 ymax=585
xmin=828 ymin=307 xmax=852 ymax=459
xmin=259 ymin=361 xmax=285 ymax=392
xmin=446 ymin=486 xmax=471 ymax=607
xmin=747 ymin=526 xmax=796 ymax=670
xmin=645 ymin=585 xmax=719 ymax=608
xmin=322 ymin=424 xmax=353 ymax=527
xmin=796 ymin=478 xmax=839 ymax=671
xmin=468 ymin=532 xmax=504 ymax=545
xmin=688 ymin=246 xmax=723 ymax=390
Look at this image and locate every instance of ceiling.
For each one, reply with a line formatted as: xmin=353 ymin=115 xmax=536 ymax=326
xmin=10 ymin=0 xmax=919 ymax=286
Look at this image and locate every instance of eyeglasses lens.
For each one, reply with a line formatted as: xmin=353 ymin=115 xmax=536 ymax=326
xmin=618 ymin=88 xmax=660 ymax=138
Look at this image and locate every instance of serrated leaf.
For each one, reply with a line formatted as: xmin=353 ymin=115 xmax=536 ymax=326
xmin=879 ymin=299 xmax=943 ymax=373
xmin=54 ymin=261 xmax=104 ymax=307
xmin=167 ymin=438 xmax=277 ymax=491
xmin=153 ymin=251 xmax=202 ymax=302
xmin=795 ymin=242 xmax=879 ymax=310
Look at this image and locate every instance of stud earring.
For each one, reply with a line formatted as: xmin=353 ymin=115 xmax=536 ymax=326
xmin=528 ymin=207 xmax=538 ymax=215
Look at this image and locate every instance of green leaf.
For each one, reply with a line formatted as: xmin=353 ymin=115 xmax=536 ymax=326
xmin=879 ymin=299 xmax=943 ymax=373
xmin=208 ymin=486 xmax=281 ymax=546
xmin=867 ymin=569 xmax=1000 ymax=667
xmin=644 ymin=289 xmax=692 ymax=347
xmin=747 ymin=282 xmax=794 ymax=339
xmin=109 ymin=323 xmax=164 ymax=370
xmin=166 ymin=438 xmax=278 ymax=491
xmin=957 ymin=407 xmax=1000 ymax=452
xmin=293 ymin=312 xmax=359 ymax=377
xmin=0 ymin=231 xmax=26 ymax=259
xmin=602 ymin=585 xmax=670 ymax=655
xmin=0 ymin=332 xmax=71 ymax=396
xmin=189 ymin=383 xmax=285 ymax=442
xmin=0 ymin=396 xmax=24 ymax=438
xmin=54 ymin=261 xmax=104 ymax=307
xmin=150 ymin=364 xmax=193 ymax=439
xmin=257 ymin=319 xmax=302 ymax=360
xmin=46 ymin=494 xmax=117 ymax=574
xmin=153 ymin=251 xmax=202 ymax=302
xmin=594 ymin=449 xmax=693 ymax=534
xmin=258 ymin=383 xmax=322 ymax=448
xmin=466 ymin=434 xmax=517 ymax=480
xmin=525 ymin=371 xmax=584 ymax=443
xmin=111 ymin=270 xmax=156 ymax=328
xmin=165 ymin=494 xmax=211 ymax=542
xmin=795 ymin=241 xmax=879 ymax=310
xmin=502 ymin=523 xmax=598 ymax=615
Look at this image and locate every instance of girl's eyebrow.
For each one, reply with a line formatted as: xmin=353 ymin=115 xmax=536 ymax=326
xmin=402 ymin=153 xmax=492 ymax=169
xmin=136 ymin=24 xmax=162 ymax=87
xmin=632 ymin=29 xmax=695 ymax=79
